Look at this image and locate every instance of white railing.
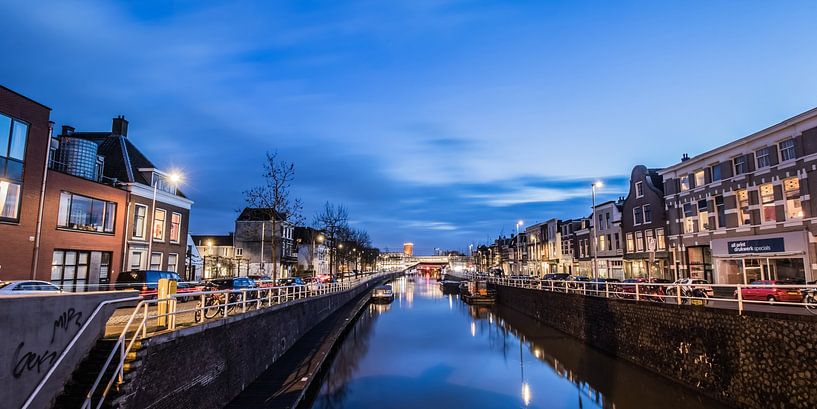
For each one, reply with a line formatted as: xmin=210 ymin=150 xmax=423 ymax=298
xmin=468 ymin=273 xmax=817 ymax=316
xmin=79 ymin=271 xmax=389 ymax=409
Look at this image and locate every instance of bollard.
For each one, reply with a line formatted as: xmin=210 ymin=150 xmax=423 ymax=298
xmin=737 ymin=286 xmax=744 ymax=315
xmin=635 ymin=284 xmax=640 ymax=301
xmin=242 ymin=289 xmax=247 ymax=313
xmin=676 ymin=284 xmax=682 ymax=305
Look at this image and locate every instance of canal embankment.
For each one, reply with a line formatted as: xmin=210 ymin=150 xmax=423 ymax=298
xmin=493 ymin=283 xmax=817 ymax=409
xmin=112 ymin=274 xmax=394 ymax=409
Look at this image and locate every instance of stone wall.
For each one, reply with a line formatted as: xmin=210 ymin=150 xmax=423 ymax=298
xmin=494 ymin=284 xmax=817 ymax=409
xmin=0 ymin=291 xmax=138 ymax=409
xmin=118 ymin=275 xmax=392 ymax=409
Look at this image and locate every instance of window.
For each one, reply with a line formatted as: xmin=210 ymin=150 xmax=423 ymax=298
xmin=784 ymin=177 xmax=803 ymax=220
xmin=737 ymin=189 xmax=751 ymax=226
xmin=683 ymin=202 xmax=696 ymax=233
xmin=605 ymin=212 xmax=610 ymax=229
xmin=150 ymin=252 xmax=162 ymax=270
xmin=167 ymin=254 xmax=178 ymax=273
xmin=779 ymin=139 xmax=796 ymax=162
xmin=170 ymin=212 xmax=182 ymax=243
xmin=51 ymin=250 xmax=94 ymax=292
xmin=680 ymin=175 xmax=690 ymax=191
xmin=697 ymin=199 xmax=709 ymax=231
xmin=694 ymin=170 xmax=705 ymax=187
xmin=711 ymin=164 xmax=722 ymax=182
xmin=133 ymin=204 xmax=147 ymax=238
xmin=756 ymin=147 xmax=771 ymax=168
xmin=606 ymin=234 xmax=612 ymax=251
xmin=656 ymin=228 xmax=666 ymax=250
xmin=99 ymin=252 xmax=111 ymax=285
xmin=0 ymin=180 xmax=22 ymax=220
xmin=129 ymin=251 xmax=144 ymax=271
xmin=598 ymin=234 xmax=606 ymax=252
xmin=715 ymin=195 xmax=726 ymax=228
xmin=645 ymin=229 xmax=655 ymax=251
xmin=633 ymin=207 xmax=643 ymax=225
xmin=57 ymin=192 xmax=116 ymax=233
xmin=643 ymin=204 xmax=652 ymax=224
xmin=153 ymin=208 xmax=166 ymax=241
xmin=597 ymin=214 xmax=604 ymax=231
xmin=1 ymin=114 xmax=29 ymax=167
xmin=626 ymin=233 xmax=634 ymax=252
xmin=733 ymin=156 xmax=747 ymax=175
xmin=614 ymin=233 xmax=620 ymax=250
xmin=635 ymin=181 xmax=644 ymax=198
xmin=635 ymin=231 xmax=644 ymax=252
xmin=760 ymin=183 xmax=776 ymax=223
xmin=235 ymin=247 xmax=243 ymax=257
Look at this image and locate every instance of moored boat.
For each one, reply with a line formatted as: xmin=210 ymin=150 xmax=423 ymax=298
xmin=460 ymin=280 xmax=496 ymax=305
xmin=371 ymin=285 xmax=395 ymax=303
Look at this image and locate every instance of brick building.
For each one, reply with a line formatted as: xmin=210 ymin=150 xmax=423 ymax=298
xmin=660 ymin=108 xmax=817 ymax=284
xmin=593 ymin=199 xmax=624 ymax=279
xmin=621 ymin=165 xmax=670 ymax=279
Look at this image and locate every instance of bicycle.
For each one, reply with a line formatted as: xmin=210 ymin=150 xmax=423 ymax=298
xmin=802 ymin=288 xmax=817 ymax=315
xmin=194 ymin=291 xmax=248 ymax=322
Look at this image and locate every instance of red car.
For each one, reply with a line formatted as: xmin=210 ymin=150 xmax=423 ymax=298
xmin=736 ymin=280 xmax=803 ymax=302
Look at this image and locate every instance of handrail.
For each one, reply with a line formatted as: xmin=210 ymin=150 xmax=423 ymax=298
xmin=21 ymin=294 xmax=142 ymax=409
xmin=81 ymin=271 xmax=390 ymax=408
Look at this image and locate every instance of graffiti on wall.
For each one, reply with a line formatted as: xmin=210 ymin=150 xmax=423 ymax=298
xmin=11 ymin=308 xmax=84 ymax=378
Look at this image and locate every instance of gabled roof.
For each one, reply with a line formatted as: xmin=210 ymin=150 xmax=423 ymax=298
xmin=237 ymin=207 xmax=286 ymax=222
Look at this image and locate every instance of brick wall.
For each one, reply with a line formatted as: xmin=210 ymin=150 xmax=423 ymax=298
xmin=494 ymin=284 xmax=817 ymax=409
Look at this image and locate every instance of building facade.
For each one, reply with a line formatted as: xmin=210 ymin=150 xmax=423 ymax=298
xmin=660 ymin=108 xmax=817 ymax=284
xmin=621 ymin=165 xmax=670 ymax=279
xmin=593 ymin=200 xmax=625 ymax=279
xmin=294 ymin=226 xmax=328 ymax=276
xmin=191 ymin=234 xmax=238 ymax=278
xmin=233 ymin=208 xmax=296 ymax=278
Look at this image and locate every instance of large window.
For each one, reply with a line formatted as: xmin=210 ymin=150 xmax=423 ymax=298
xmin=598 ymin=234 xmax=606 ymax=253
xmin=683 ymin=202 xmax=696 ymax=233
xmin=643 ymin=204 xmax=652 ymax=224
xmin=680 ymin=175 xmax=690 ymax=191
xmin=626 ymin=233 xmax=634 ymax=253
xmin=133 ymin=204 xmax=147 ymax=238
xmin=715 ymin=195 xmax=726 ymax=228
xmin=656 ymin=228 xmax=666 ymax=250
xmin=645 ymin=229 xmax=655 ymax=251
xmin=633 ymin=207 xmax=643 ymax=225
xmin=733 ymin=156 xmax=747 ymax=175
xmin=784 ymin=177 xmax=803 ymax=220
xmin=51 ymin=250 xmax=88 ymax=292
xmin=635 ymin=231 xmax=644 ymax=252
xmin=694 ymin=170 xmax=705 ymax=187
xmin=129 ymin=250 xmax=145 ymax=271
xmin=779 ymin=139 xmax=796 ymax=162
xmin=57 ymin=192 xmax=116 ymax=233
xmin=711 ymin=164 xmax=722 ymax=182
xmin=756 ymin=147 xmax=771 ymax=168
xmin=737 ymin=189 xmax=751 ymax=226
xmin=153 ymin=208 xmax=166 ymax=241
xmin=0 ymin=180 xmax=22 ymax=220
xmin=760 ymin=183 xmax=776 ymax=223
xmin=150 ymin=252 xmax=162 ymax=270
xmin=170 ymin=212 xmax=182 ymax=243
xmin=697 ymin=199 xmax=709 ymax=231
xmin=167 ymin=253 xmax=178 ymax=273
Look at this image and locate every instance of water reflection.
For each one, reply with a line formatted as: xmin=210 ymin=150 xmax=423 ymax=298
xmin=308 ymin=277 xmax=727 ymax=409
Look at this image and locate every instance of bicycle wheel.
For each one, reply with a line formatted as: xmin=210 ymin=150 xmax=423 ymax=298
xmin=203 ymin=298 xmax=223 ymax=319
xmin=805 ymin=295 xmax=817 ymax=315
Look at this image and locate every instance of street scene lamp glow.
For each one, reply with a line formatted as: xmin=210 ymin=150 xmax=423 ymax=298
xmin=169 ymin=172 xmax=182 ymax=184
xmin=593 ymin=180 xmax=603 ymax=188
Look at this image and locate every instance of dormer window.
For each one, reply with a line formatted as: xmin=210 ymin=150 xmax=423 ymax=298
xmin=635 ymin=181 xmax=644 ymax=198
xmin=152 ymin=174 xmax=177 ymax=195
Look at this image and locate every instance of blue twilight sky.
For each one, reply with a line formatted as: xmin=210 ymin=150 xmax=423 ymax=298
xmin=3 ymin=1 xmax=817 ymax=254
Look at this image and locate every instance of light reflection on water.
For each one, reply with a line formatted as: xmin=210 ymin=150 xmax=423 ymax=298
xmin=308 ymin=276 xmax=727 ymax=409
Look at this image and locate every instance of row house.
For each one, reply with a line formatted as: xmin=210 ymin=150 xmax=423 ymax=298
xmin=510 ymin=232 xmax=527 ymax=274
xmin=525 ymin=222 xmax=546 ymax=275
xmin=191 ymin=234 xmax=238 ymax=278
xmin=0 ymin=86 xmax=192 ymax=289
xmin=233 ymin=208 xmax=297 ymax=278
xmin=559 ymin=218 xmax=585 ymax=275
xmin=593 ymin=200 xmax=624 ymax=279
xmin=621 ymin=165 xmax=670 ymax=279
xmin=573 ymin=217 xmax=593 ymax=277
xmin=660 ymin=108 xmax=817 ymax=285
xmin=294 ymin=226 xmax=329 ymax=276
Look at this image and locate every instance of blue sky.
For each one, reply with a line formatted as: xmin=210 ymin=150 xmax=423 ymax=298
xmin=3 ymin=1 xmax=817 ymax=254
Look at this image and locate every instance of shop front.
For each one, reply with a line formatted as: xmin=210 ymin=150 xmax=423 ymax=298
xmin=711 ymin=231 xmax=811 ymax=284
xmin=623 ymin=254 xmax=671 ymax=280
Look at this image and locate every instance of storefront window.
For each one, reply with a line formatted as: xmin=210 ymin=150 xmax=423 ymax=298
xmin=760 ymin=183 xmax=776 ymax=223
xmin=784 ymin=178 xmax=803 ymax=220
xmin=717 ymin=259 xmax=743 ymax=284
xmin=737 ymin=189 xmax=751 ymax=226
xmin=687 ymin=246 xmax=712 ymax=281
xmin=771 ymin=258 xmax=805 ymax=282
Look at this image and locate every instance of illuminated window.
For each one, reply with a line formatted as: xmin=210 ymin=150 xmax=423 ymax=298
xmin=683 ymin=203 xmax=696 ymax=233
xmin=656 ymin=228 xmax=666 ymax=250
xmin=626 ymin=233 xmax=634 ymax=253
xmin=694 ymin=170 xmax=705 ymax=187
xmin=760 ymin=183 xmax=776 ymax=223
xmin=635 ymin=231 xmax=644 ymax=252
xmin=697 ymin=199 xmax=709 ymax=231
xmin=784 ymin=178 xmax=803 ymax=220
xmin=737 ymin=189 xmax=751 ymax=226
xmin=153 ymin=209 xmax=166 ymax=241
xmin=680 ymin=175 xmax=690 ymax=191
xmin=170 ymin=212 xmax=182 ymax=243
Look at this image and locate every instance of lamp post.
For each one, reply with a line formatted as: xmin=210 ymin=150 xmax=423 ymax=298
xmin=516 ymin=220 xmax=524 ymax=275
xmin=147 ymin=172 xmax=181 ymax=271
xmin=591 ymin=181 xmax=603 ymax=280
xmin=314 ymin=233 xmax=324 ymax=276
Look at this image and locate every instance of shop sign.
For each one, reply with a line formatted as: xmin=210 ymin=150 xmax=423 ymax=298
xmin=727 ymin=238 xmax=785 ymax=254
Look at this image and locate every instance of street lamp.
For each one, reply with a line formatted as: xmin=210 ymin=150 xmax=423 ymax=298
xmin=591 ymin=181 xmax=603 ymax=280
xmin=516 ymin=220 xmax=524 ymax=275
xmin=147 ymin=171 xmax=182 ymax=271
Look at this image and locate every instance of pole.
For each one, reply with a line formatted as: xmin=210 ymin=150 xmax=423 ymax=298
xmin=260 ymin=221 xmax=265 ymax=274
xmin=592 ymin=184 xmax=598 ymax=280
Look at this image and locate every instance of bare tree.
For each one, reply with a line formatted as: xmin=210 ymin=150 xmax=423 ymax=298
xmin=244 ymin=151 xmax=303 ymax=280
xmin=313 ymin=202 xmax=349 ymax=276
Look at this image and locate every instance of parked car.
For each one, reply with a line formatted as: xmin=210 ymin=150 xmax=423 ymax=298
xmin=247 ymin=275 xmax=275 ymax=288
xmin=0 ymin=280 xmax=63 ymax=295
xmin=542 ymin=273 xmax=570 ymax=281
xmin=276 ymin=277 xmax=305 ymax=287
xmin=116 ymin=270 xmax=200 ymax=299
xmin=736 ymin=280 xmax=803 ymax=302
xmin=586 ymin=278 xmax=621 ymax=295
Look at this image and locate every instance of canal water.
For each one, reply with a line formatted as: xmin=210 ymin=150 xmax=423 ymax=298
xmin=307 ymin=276 xmax=728 ymax=409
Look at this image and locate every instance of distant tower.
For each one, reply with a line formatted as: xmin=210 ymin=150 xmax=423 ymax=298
xmin=403 ymin=242 xmax=414 ymax=257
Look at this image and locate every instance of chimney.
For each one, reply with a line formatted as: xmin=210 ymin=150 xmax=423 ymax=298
xmin=112 ymin=115 xmax=128 ymax=137
xmin=681 ymin=153 xmax=690 ymax=162
xmin=61 ymin=125 xmax=75 ymax=135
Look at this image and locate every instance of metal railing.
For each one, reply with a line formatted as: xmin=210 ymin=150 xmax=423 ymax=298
xmin=80 ymin=271 xmax=389 ymax=409
xmin=465 ymin=273 xmax=817 ymax=316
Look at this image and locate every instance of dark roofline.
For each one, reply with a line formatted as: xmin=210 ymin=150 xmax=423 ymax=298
xmin=0 ymin=85 xmax=52 ymax=110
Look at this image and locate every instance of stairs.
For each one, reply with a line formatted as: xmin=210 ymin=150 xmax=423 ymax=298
xmin=52 ymin=337 xmax=143 ymax=408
